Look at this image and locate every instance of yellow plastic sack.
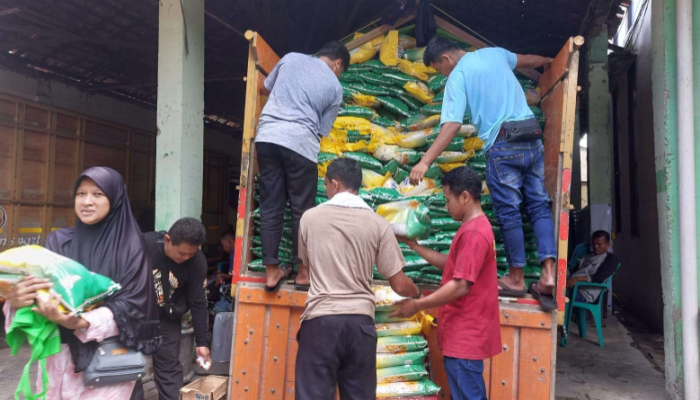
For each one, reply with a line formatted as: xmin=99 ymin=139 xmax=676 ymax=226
xmin=350 ymin=33 xmax=384 ymax=65
xmin=403 ymin=81 xmax=435 ymax=104
xmin=438 ymin=162 xmax=466 ymax=173
xmin=375 ymin=320 xmax=422 ymax=337
xmin=436 ymin=149 xmax=475 ymax=164
xmin=353 ymin=93 xmax=381 ymax=108
xmin=398 ymin=178 xmax=439 ymax=197
xmin=320 ymin=138 xmax=343 ymax=155
xmin=396 ymin=129 xmax=434 ymax=149
xmin=379 ymin=30 xmax=400 ymax=66
xmin=342 ymin=140 xmax=368 ymax=152
xmin=318 ymin=160 xmax=331 ymax=178
xmin=369 ymin=124 xmax=398 ymax=145
xmin=373 ymin=144 xmax=401 ymax=162
xmin=374 ymin=285 xmax=409 ymax=311
xmin=463 ymin=137 xmax=484 ymax=152
xmin=362 ymin=169 xmax=390 ymax=189
xmin=397 ymin=59 xmax=437 ymax=81
xmin=334 ymin=116 xmax=371 ymax=131
xmin=457 ymin=124 xmax=479 ymax=138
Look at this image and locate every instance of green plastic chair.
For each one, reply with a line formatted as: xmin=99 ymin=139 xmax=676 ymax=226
xmin=560 ymin=263 xmax=621 ymax=347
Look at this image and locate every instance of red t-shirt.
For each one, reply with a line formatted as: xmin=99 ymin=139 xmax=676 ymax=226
xmin=437 ymin=214 xmax=502 ymax=360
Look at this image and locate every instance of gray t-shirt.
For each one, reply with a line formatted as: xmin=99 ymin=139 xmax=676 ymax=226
xmin=256 ymin=53 xmax=343 ymax=163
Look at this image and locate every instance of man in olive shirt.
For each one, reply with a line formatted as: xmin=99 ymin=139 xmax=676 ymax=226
xmin=295 ymin=158 xmax=419 ymax=400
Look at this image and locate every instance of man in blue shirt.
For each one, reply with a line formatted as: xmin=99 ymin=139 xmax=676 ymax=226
xmin=411 ymin=37 xmax=558 ymax=310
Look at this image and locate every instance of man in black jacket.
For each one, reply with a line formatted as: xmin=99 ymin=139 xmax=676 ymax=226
xmin=567 ymin=230 xmax=619 ymax=303
xmin=145 ymin=218 xmax=211 ymax=400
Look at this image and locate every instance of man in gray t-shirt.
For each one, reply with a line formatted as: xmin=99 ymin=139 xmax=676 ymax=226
xmin=255 ymin=41 xmax=349 ymax=292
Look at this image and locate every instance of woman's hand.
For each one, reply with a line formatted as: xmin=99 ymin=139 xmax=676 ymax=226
xmin=9 ymin=276 xmax=53 ymax=309
xmin=33 ymin=290 xmax=89 ymax=330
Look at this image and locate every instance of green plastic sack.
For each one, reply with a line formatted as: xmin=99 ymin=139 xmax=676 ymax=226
xmin=373 ymin=116 xmax=396 ymax=127
xmin=427 ymin=74 xmax=447 ymax=92
xmin=365 ymin=59 xmax=399 ymax=74
xmin=380 ymin=159 xmax=401 ymax=176
xmin=481 ymin=193 xmax=492 ymax=208
xmin=348 ymin=83 xmax=391 ymax=96
xmin=315 ymin=196 xmax=329 ymax=205
xmin=395 ymin=149 xmax=425 ymax=166
xmin=377 ymin=335 xmax=428 ymax=354
xmin=248 ymin=259 xmax=265 ymax=272
xmin=424 ymin=163 xmax=443 ymax=179
xmin=427 ymin=136 xmax=464 ymax=152
xmin=377 ymin=365 xmax=429 ymax=384
xmin=339 ymin=72 xmax=366 ymax=84
xmin=338 ymin=105 xmax=376 ymax=120
xmin=376 ymin=348 xmax=429 ymax=368
xmin=420 ymin=265 xmax=443 ymax=275
xmin=397 ymin=91 xmax=424 ymax=111
xmin=376 ymin=200 xmax=432 ymax=240
xmin=344 ymin=152 xmax=383 ymax=171
xmin=359 ymin=71 xmax=391 ymax=86
xmin=433 ymin=91 xmax=444 ymax=103
xmin=417 ymin=236 xmax=452 ymax=250
xmin=404 ymin=255 xmax=430 ymax=269
xmin=405 ymin=270 xmax=442 ymax=285
xmin=382 ymin=71 xmax=418 ymax=87
xmin=370 ymin=188 xmax=404 ymax=204
xmin=420 ymin=103 xmax=442 ymax=115
xmin=394 ymin=167 xmax=410 ymax=183
xmin=469 ymin=160 xmax=487 ymax=173
xmin=403 ymin=47 xmax=426 ymax=62
xmin=377 ymin=96 xmax=411 ymax=118
xmin=431 ymin=217 xmax=461 ymax=231
xmin=318 ymin=152 xmax=338 ymax=164
xmin=0 ymin=246 xmax=121 ymax=314
xmin=434 ymin=230 xmax=457 ymax=242
xmin=348 ymin=63 xmax=373 ymax=72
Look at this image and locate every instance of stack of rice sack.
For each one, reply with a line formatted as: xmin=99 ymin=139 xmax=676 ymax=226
xmin=373 ymin=286 xmax=440 ymax=398
xmin=247 ymin=28 xmax=547 ymax=286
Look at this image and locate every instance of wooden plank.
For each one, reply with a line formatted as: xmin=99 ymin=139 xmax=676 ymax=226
xmin=540 ymin=83 xmax=565 ymax=200
xmin=539 ymin=36 xmax=584 ymax=98
xmin=434 ymin=16 xmax=540 ymax=81
xmin=517 ymin=328 xmax=552 ymax=399
xmin=424 ymin=307 xmax=449 ymax=399
xmin=262 ymin=306 xmax=292 ymax=400
xmin=345 ymin=14 xmax=416 ymax=51
xmin=284 ymin=307 xmax=304 ymax=399
xmin=245 ymin=31 xmax=281 ymax=76
xmin=483 ymin=358 xmax=491 ymax=399
xmin=230 ymin=303 xmax=266 ymax=399
xmin=489 ymin=326 xmax=516 ymax=399
xmin=500 ymin=308 xmax=552 ymax=329
xmin=238 ymin=286 xmax=307 ymax=307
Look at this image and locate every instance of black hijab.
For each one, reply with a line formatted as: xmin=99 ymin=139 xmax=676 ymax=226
xmin=45 ymin=167 xmax=161 ymax=372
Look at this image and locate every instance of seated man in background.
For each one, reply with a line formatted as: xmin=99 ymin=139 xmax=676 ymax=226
xmin=295 ymin=158 xmax=419 ymax=400
xmin=567 ymin=230 xmax=619 ymax=303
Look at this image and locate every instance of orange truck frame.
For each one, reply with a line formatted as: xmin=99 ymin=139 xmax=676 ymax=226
xmin=229 ymin=23 xmax=582 ymax=400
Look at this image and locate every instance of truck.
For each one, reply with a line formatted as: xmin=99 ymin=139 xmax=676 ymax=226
xmin=229 ymin=15 xmax=582 ymax=399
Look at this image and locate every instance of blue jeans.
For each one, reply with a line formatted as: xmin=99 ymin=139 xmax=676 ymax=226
xmin=444 ymin=357 xmax=487 ymax=400
xmin=486 ymin=139 xmax=557 ymax=268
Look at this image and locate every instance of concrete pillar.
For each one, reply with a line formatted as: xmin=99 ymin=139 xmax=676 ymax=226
xmin=586 ymin=26 xmax=613 ymax=209
xmin=155 ymin=0 xmax=205 ymax=231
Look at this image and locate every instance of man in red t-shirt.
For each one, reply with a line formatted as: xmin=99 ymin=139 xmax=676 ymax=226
xmin=391 ymin=166 xmax=501 ymax=400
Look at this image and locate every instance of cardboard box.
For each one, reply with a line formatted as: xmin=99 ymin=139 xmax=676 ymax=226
xmin=180 ymin=376 xmax=228 ymax=400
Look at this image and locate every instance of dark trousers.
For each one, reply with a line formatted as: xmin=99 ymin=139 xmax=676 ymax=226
xmin=295 ymin=315 xmax=377 ymax=400
xmin=152 ymin=320 xmax=182 ymax=400
xmin=257 ymin=142 xmax=317 ymax=266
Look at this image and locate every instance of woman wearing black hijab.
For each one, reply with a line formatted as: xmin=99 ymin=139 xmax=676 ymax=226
xmin=6 ymin=167 xmax=161 ymax=399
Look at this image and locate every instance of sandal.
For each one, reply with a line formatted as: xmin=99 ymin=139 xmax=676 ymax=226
xmin=529 ymin=281 xmax=557 ymax=312
xmin=265 ymin=265 xmax=293 ymax=293
xmin=497 ymin=279 xmax=527 ymax=297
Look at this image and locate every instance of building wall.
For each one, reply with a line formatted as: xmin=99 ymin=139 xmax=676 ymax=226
xmin=609 ymin=1 xmax=664 ymax=333
xmin=0 ymin=67 xmax=242 ymax=165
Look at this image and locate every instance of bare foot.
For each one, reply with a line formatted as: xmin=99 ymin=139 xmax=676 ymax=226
xmin=536 ymin=258 xmax=556 ymax=295
xmin=265 ymin=265 xmax=286 ymax=288
xmin=498 ymin=269 xmax=526 ymax=292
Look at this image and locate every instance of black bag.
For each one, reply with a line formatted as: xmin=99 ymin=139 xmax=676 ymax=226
xmin=502 ymin=117 xmax=543 ymax=142
xmin=157 ymin=234 xmax=189 ymax=322
xmin=84 ymin=336 xmax=148 ymax=387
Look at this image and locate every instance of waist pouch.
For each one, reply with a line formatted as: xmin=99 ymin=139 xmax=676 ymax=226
xmin=502 ymin=117 xmax=542 ymax=142
xmin=84 ymin=336 xmax=147 ymax=387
